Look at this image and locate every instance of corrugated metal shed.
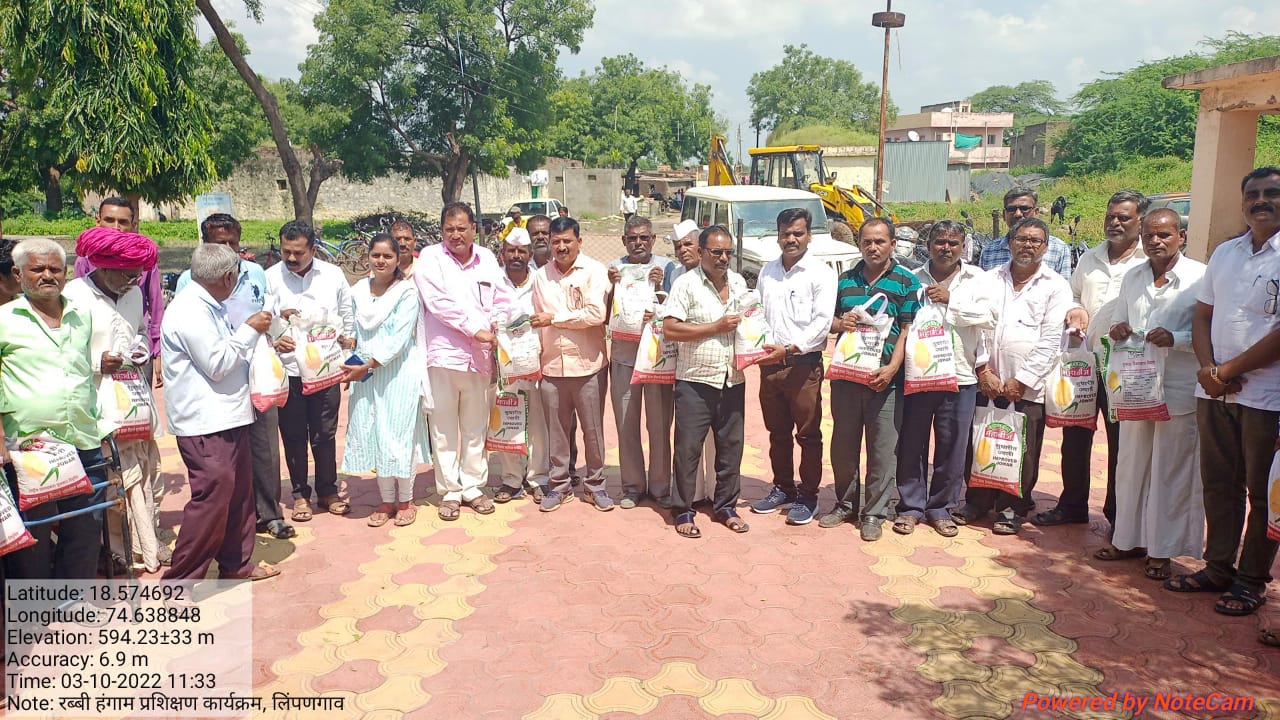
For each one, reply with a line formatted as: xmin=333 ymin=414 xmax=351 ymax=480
xmin=945 ymin=163 xmax=971 ymax=202
xmin=882 ymin=141 xmax=948 ymax=202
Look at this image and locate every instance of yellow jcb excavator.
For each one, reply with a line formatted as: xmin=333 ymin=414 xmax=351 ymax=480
xmin=709 ymin=134 xmax=894 ymax=242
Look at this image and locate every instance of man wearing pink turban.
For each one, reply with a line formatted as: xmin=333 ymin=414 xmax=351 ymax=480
xmin=66 ymin=225 xmax=165 ymax=573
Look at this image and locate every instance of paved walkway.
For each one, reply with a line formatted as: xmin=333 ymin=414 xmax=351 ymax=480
xmin=145 ymin=370 xmax=1279 ymax=719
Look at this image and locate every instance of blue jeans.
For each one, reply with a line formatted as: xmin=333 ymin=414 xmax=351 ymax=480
xmin=896 ymin=385 xmax=978 ymax=521
xmin=4 ymin=447 xmax=107 ymax=579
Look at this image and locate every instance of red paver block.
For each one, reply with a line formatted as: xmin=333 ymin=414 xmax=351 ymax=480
xmin=309 ymin=658 xmax=384 ymax=695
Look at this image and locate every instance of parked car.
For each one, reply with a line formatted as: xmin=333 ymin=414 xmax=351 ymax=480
xmin=508 ymin=198 xmax=565 ymax=218
xmin=676 ymin=185 xmax=860 ymax=287
xmin=1146 ymin=191 xmax=1190 ymax=229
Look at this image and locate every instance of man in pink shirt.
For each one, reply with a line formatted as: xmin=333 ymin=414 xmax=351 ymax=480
xmin=532 ymin=216 xmax=613 ymax=511
xmin=416 ymin=202 xmax=512 ymax=521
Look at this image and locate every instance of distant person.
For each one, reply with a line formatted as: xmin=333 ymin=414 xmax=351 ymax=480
xmin=557 ymin=206 xmax=570 ymax=219
xmin=498 ymin=206 xmax=526 ymax=243
xmin=620 ymin=188 xmax=638 ymax=222
xmin=0 ymin=239 xmax=21 ymax=302
xmin=390 ymin=220 xmax=418 ymax=276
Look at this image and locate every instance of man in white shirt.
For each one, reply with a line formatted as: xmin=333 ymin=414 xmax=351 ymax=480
xmin=1168 ymin=166 xmax=1280 ymax=619
xmin=265 ymin=221 xmax=355 ymax=522
xmin=620 ymin=188 xmax=638 ymax=221
xmin=162 ymin=244 xmax=278 ymax=582
xmin=749 ymin=207 xmax=836 ymax=525
xmin=1035 ymin=190 xmax=1149 ymax=531
xmin=954 ymin=218 xmax=1078 ymax=535
xmin=492 ymin=228 xmax=549 ymax=504
xmin=895 ymin=220 xmax=990 ymax=537
xmin=607 ymin=216 xmax=676 ymax=509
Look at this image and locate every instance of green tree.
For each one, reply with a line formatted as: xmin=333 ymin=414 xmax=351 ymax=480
xmin=1054 ymin=32 xmax=1280 ymax=175
xmin=197 ymin=0 xmax=341 ymax=225
xmin=747 ymin=44 xmax=890 ymax=134
xmin=0 ymin=1 xmax=216 ymax=210
xmin=545 ymin=55 xmax=723 ymax=168
xmin=969 ymin=80 xmax=1066 ymax=133
xmin=298 ymin=0 xmax=594 ymax=204
xmin=193 ymin=35 xmax=270 ymax=180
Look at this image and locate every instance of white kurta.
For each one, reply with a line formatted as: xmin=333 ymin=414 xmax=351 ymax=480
xmin=1110 ymin=256 xmax=1207 ymax=557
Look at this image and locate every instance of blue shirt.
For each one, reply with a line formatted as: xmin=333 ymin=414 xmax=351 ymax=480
xmin=176 ymin=260 xmax=270 ymax=324
xmin=979 ymin=234 xmax=1073 ymax=279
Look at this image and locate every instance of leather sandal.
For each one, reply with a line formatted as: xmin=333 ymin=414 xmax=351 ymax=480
xmin=718 ymin=510 xmax=749 ymax=534
xmin=674 ymin=511 xmax=701 ymax=539
xmin=438 ymin=500 xmax=461 ymax=521
xmin=892 ymin=516 xmax=918 ymax=535
xmin=1094 ymin=544 xmax=1145 ymax=561
xmin=318 ymin=495 xmax=351 ymax=516
xmin=367 ymin=504 xmax=394 ymax=527
xmin=394 ymin=505 xmax=418 ymax=526
xmin=291 ymin=498 xmax=313 ymax=522
xmin=931 ymin=517 xmax=959 ymax=537
xmin=466 ymin=495 xmax=496 ymax=515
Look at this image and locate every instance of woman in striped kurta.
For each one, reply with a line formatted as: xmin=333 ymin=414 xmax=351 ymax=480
xmin=341 ymin=234 xmax=432 ymax=527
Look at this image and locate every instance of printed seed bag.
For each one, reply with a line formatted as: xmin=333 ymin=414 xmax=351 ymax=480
xmin=485 ymin=390 xmax=530 ymax=455
xmin=0 ymin=480 xmax=36 ymax=556
xmin=1045 ymin=332 xmax=1098 ymax=429
xmin=250 ymin=335 xmax=290 ymax=412
xmin=609 ymin=264 xmax=655 ymax=342
xmin=826 ymin=293 xmax=892 ymax=384
xmin=903 ymin=294 xmax=958 ymax=395
xmin=969 ymin=406 xmax=1027 ymax=497
xmin=1101 ymin=335 xmax=1170 ymax=422
xmin=631 ymin=318 xmax=678 ymax=385
xmin=98 ymin=364 xmax=153 ymax=441
xmin=1267 ymin=438 xmax=1279 ymax=542
xmin=8 ymin=432 xmax=94 ymax=510
xmin=294 ymin=313 xmax=345 ymax=395
xmin=497 ymin=314 xmax=543 ymax=383
xmin=733 ymin=291 xmax=772 ymax=371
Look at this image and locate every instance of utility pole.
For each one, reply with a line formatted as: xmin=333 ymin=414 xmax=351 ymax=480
xmin=871 ymin=1 xmax=905 ymax=204
xmin=736 ymin=124 xmax=743 ymax=177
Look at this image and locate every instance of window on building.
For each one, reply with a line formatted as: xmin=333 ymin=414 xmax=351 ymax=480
xmin=276 ymin=179 xmax=287 ymax=190
xmin=988 ymin=135 xmax=997 ymax=145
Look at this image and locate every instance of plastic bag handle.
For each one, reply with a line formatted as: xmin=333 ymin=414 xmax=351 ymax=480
xmin=860 ymin=292 xmax=890 ymax=320
xmin=1060 ymin=328 xmax=1081 ymax=353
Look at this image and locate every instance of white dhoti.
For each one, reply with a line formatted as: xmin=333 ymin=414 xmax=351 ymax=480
xmin=427 ymin=367 xmax=495 ymax=503
xmin=107 ymin=439 xmax=162 ymax=572
xmin=1112 ymin=413 xmax=1204 ymax=559
xmin=495 ymin=379 xmax=550 ymax=489
xmin=692 ymin=435 xmax=715 ymax=503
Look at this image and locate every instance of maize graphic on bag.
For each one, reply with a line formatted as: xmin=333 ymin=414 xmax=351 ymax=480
xmin=497 ymin=314 xmax=543 ymax=383
xmin=485 ymin=390 xmax=530 ymax=455
xmin=0 ymin=480 xmax=36 ymax=556
xmin=99 ymin=364 xmax=153 ymax=441
xmin=1102 ymin=335 xmax=1170 ymax=422
xmin=1045 ymin=332 xmax=1098 ymax=429
xmin=631 ymin=319 xmax=678 ymax=385
xmin=8 ymin=432 xmax=93 ymax=511
xmin=733 ymin=292 xmax=772 ymax=371
xmin=903 ymin=295 xmax=958 ymax=395
xmin=250 ymin=335 xmax=290 ymax=412
xmin=969 ymin=406 xmax=1027 ymax=498
xmin=294 ymin=315 xmax=346 ymax=395
xmin=608 ymin=264 xmax=654 ymax=342
xmin=1267 ymin=442 xmax=1279 ymax=542
xmin=826 ymin=293 xmax=892 ymax=385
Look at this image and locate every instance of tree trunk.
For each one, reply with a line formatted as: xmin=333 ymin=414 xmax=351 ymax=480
xmin=40 ymin=166 xmax=63 ymax=214
xmin=441 ymin=137 xmax=469 ymax=205
xmin=195 ymin=0 xmax=318 ymax=225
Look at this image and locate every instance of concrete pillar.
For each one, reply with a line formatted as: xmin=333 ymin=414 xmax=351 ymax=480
xmin=1185 ymin=87 xmax=1259 ymax=262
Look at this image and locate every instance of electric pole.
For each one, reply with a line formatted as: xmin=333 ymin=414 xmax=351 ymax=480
xmin=872 ymin=1 xmax=905 ymax=204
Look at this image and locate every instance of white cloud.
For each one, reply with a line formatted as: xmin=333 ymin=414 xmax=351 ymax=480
xmin=227 ymin=0 xmax=1280 ymax=135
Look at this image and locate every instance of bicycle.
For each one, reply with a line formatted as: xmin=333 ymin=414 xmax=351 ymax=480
xmin=316 ymin=235 xmax=371 ymax=276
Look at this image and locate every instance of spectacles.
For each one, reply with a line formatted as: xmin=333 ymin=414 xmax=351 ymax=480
xmin=1004 ymin=205 xmax=1036 ymax=215
xmin=706 ymin=249 xmax=735 ymax=258
xmin=1012 ymin=235 xmax=1047 ymax=246
xmin=623 ymin=234 xmax=654 ymax=242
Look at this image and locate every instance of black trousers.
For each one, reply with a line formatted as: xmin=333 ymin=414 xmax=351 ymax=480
xmin=1057 ymin=385 xmax=1119 ymax=524
xmin=964 ymin=396 xmax=1046 ymax=518
xmin=671 ymin=380 xmax=744 ymax=518
xmin=279 ymin=378 xmax=341 ymax=500
xmin=250 ymin=407 xmax=283 ymax=523
xmin=4 ymin=447 xmax=107 ymax=580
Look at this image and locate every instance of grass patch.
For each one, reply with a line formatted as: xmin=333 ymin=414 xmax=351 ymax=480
xmin=3 ymin=217 xmax=356 ymax=246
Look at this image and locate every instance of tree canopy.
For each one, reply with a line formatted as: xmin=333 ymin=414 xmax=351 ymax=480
xmin=969 ymin=80 xmax=1066 ymax=134
xmin=194 ymin=35 xmax=270 ymax=180
xmin=0 ymin=1 xmax=216 ymax=206
xmin=747 ymin=44 xmax=890 ymax=134
xmin=298 ymin=0 xmax=593 ymax=204
xmin=1053 ymin=32 xmax=1280 ymax=176
xmin=544 ymin=55 xmax=722 ymax=168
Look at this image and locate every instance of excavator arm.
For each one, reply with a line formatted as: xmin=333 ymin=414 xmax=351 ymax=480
xmin=708 ymin=134 xmax=737 ymax=186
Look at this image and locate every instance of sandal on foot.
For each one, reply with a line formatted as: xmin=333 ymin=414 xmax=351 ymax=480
xmin=394 ymin=505 xmax=418 ymax=526
xmin=291 ymin=498 xmax=313 ymax=522
xmin=1094 ymin=544 xmax=1146 ymax=561
xmin=674 ymin=511 xmax=701 ymax=539
xmin=493 ymin=487 xmax=523 ymax=503
xmin=466 ymin=495 xmax=496 ymax=515
xmin=991 ymin=516 xmax=1022 ymax=535
xmin=529 ymin=484 xmax=546 ymax=503
xmin=1163 ymin=569 xmax=1232 ymax=593
xmin=367 ymin=504 xmax=394 ymax=527
xmin=1030 ymin=507 xmax=1089 ymax=526
xmin=438 ymin=500 xmax=461 ymax=522
xmin=318 ymin=495 xmax=351 ymax=516
xmin=718 ymin=510 xmax=749 ymax=534
xmin=931 ymin=518 xmax=959 ymax=537
xmin=1215 ymin=584 xmax=1268 ymax=616
xmin=1260 ymin=628 xmax=1280 ymax=648
xmin=892 ymin=516 xmax=918 ymax=535
xmin=1143 ymin=558 xmax=1171 ymax=580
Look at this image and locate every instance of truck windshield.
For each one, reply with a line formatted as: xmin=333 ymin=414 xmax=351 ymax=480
xmin=733 ymin=199 xmax=829 ymax=237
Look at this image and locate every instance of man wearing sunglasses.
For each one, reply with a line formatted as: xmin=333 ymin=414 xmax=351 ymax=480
xmin=979 ymin=189 xmax=1074 ymax=279
xmin=606 ymin=216 xmax=675 ymax=509
xmin=1170 ymin=166 xmax=1280 ymax=622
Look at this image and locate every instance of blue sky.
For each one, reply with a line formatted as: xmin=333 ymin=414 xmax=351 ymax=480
xmin=209 ymin=0 xmax=1278 ymax=137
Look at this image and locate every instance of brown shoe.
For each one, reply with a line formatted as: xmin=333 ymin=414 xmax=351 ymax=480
xmin=292 ymin=498 xmax=313 ymax=522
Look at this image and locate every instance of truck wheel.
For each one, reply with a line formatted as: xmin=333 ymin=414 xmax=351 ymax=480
xmin=830 ymin=220 xmax=855 ymax=244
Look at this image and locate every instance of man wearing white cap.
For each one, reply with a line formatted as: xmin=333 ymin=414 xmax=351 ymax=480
xmin=493 ymin=228 xmax=549 ymax=503
xmin=666 ymin=219 xmax=715 ymax=503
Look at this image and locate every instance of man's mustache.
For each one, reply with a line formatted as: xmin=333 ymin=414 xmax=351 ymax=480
xmin=1251 ymin=203 xmax=1275 ymax=213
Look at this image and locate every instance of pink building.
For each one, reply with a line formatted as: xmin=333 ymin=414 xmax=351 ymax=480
xmin=885 ymin=100 xmax=1014 ymax=168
